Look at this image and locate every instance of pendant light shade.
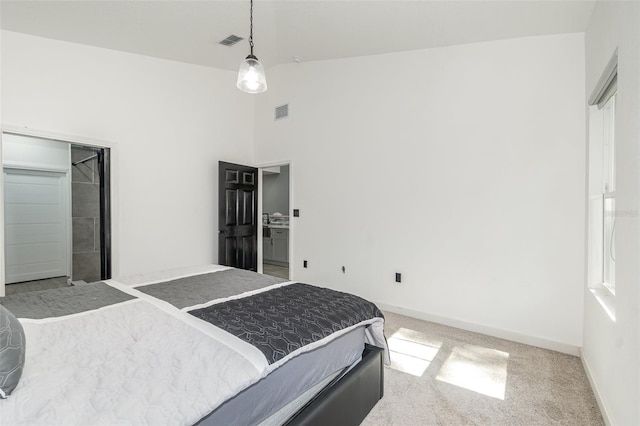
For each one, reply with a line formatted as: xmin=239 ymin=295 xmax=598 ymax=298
xmin=237 ymin=54 xmax=267 ymax=93
xmin=237 ymin=0 xmax=267 ymax=94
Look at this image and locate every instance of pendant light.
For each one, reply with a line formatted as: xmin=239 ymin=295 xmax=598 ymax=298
xmin=237 ymin=0 xmax=267 ymax=93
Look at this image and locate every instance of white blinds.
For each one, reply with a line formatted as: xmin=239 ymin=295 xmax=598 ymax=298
xmin=588 ymin=50 xmax=618 ymax=109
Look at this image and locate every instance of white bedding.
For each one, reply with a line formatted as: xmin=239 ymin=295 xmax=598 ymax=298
xmin=1 ymin=299 xmax=260 ymax=426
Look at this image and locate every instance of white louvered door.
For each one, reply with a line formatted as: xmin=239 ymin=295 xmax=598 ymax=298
xmin=3 ymin=169 xmax=68 ymax=284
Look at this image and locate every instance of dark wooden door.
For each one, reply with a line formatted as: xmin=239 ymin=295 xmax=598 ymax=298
xmin=97 ymin=148 xmax=112 ymax=280
xmin=218 ymin=161 xmax=258 ymax=271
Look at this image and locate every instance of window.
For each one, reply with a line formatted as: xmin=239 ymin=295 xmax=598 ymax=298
xmin=601 ymin=93 xmax=616 ymax=295
xmin=587 ymin=51 xmax=617 ymax=320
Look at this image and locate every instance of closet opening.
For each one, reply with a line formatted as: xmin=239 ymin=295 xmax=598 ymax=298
xmin=2 ymin=132 xmax=111 ymax=296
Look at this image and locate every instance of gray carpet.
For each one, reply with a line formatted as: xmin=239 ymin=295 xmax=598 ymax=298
xmin=4 ymin=276 xmax=70 ymax=296
xmin=363 ymin=311 xmax=603 ymax=426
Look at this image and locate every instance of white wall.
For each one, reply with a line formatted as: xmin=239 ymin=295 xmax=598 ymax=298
xmin=0 ymin=28 xmax=4 ymax=295
xmin=2 ymin=133 xmax=70 ymax=171
xmin=263 ymin=165 xmax=290 ymax=215
xmin=583 ymin=2 xmax=640 ymax=425
xmin=255 ymin=33 xmax=586 ymax=353
xmin=1 ymin=31 xmax=255 ymax=279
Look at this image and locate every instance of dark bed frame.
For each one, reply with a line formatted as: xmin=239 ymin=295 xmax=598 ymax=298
xmin=284 ymin=344 xmax=385 ymax=426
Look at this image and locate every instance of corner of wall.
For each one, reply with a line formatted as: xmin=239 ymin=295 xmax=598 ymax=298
xmin=580 ymin=348 xmax=614 ymax=426
xmin=0 ymin=155 xmax=4 ymax=294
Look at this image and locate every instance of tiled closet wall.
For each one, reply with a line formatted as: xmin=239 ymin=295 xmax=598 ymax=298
xmin=71 ymin=146 xmax=101 ymax=283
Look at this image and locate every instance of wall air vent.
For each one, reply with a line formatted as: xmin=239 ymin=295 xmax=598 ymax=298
xmin=219 ymin=34 xmax=244 ymax=47
xmin=275 ymin=104 xmax=289 ymax=120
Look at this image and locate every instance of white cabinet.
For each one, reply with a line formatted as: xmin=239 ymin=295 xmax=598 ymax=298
xmin=271 ymin=228 xmax=288 ymax=263
xmin=263 ymin=237 xmax=273 ymax=261
xmin=263 ymin=227 xmax=288 ymax=265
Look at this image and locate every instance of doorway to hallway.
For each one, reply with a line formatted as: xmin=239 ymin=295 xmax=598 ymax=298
xmin=261 ymin=164 xmax=290 ymax=280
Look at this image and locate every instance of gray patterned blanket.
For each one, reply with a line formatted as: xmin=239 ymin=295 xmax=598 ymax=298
xmin=189 ymin=283 xmax=385 ymax=364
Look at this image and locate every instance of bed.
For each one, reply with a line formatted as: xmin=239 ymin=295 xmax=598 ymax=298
xmin=0 ymin=265 xmax=388 ymax=425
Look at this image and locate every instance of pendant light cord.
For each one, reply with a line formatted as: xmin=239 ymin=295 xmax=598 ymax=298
xmin=249 ymin=0 xmax=254 ymax=56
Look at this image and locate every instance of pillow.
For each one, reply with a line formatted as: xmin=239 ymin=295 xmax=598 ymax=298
xmin=0 ymin=304 xmax=26 ymax=398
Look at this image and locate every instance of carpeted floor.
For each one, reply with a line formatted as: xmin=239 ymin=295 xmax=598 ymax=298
xmin=362 ymin=311 xmax=603 ymax=426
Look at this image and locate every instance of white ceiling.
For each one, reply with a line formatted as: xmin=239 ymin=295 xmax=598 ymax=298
xmin=1 ymin=1 xmax=596 ymax=71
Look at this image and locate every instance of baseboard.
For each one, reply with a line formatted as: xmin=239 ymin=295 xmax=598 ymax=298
xmin=580 ymin=349 xmax=614 ymax=426
xmin=375 ymin=302 xmax=581 ymax=356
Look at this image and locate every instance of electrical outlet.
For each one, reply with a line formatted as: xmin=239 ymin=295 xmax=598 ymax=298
xmin=303 ymin=260 xmax=308 ymax=268
xmin=293 ymin=209 xmax=300 ymax=217
xmin=395 ymin=273 xmax=401 ymax=283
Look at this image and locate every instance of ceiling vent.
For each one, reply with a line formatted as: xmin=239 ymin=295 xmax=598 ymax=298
xmin=219 ymin=34 xmax=244 ymax=47
xmin=275 ymin=104 xmax=289 ymax=120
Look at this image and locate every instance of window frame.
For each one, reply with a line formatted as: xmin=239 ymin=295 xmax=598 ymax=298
xmin=586 ymin=51 xmax=618 ymax=321
xmin=601 ymin=93 xmax=616 ymax=296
